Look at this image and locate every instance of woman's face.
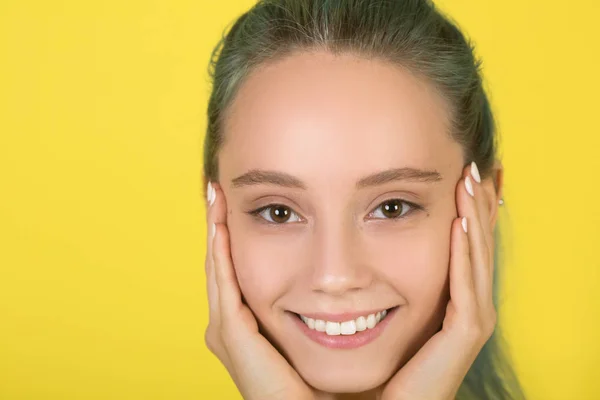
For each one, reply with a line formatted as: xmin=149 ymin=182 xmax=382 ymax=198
xmin=217 ymin=50 xmax=465 ymax=393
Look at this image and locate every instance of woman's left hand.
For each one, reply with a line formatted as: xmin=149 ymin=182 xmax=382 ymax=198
xmin=381 ymin=162 xmax=498 ymax=400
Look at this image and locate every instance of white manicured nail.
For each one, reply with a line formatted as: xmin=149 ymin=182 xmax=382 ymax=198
xmin=461 ymin=217 xmax=468 ymax=233
xmin=212 ymin=223 xmax=216 ymax=238
xmin=209 ymin=185 xmax=216 ymax=206
xmin=207 ymin=182 xmax=212 ymax=203
xmin=471 ymin=162 xmax=481 ymax=183
xmin=465 ymin=176 xmax=474 ymax=197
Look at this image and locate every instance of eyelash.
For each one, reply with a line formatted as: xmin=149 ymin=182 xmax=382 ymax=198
xmin=246 ymin=198 xmax=423 ymax=225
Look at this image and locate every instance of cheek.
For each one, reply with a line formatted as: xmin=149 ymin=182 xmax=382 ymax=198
xmin=374 ymin=221 xmax=452 ymax=306
xmin=228 ymin=212 xmax=453 ymax=317
xmin=228 ymin=218 xmax=295 ymax=314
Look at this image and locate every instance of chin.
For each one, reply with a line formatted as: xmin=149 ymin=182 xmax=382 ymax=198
xmin=291 ymin=355 xmax=397 ymax=393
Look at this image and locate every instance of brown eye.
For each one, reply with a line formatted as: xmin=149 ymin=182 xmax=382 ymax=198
xmin=270 ymin=205 xmax=290 ymax=223
xmin=371 ymin=199 xmax=414 ymax=220
xmin=255 ymin=204 xmax=301 ymax=224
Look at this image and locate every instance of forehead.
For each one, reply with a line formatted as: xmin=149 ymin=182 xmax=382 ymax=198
xmin=220 ymin=50 xmax=462 ymax=188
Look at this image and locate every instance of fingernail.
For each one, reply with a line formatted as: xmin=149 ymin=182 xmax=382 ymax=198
xmin=212 ymin=222 xmax=216 ymax=238
xmin=465 ymin=176 xmax=474 ymax=197
xmin=209 ymin=184 xmax=216 ymax=206
xmin=461 ymin=217 xmax=468 ymax=233
xmin=471 ymin=162 xmax=481 ymax=183
xmin=207 ymin=181 xmax=213 ymax=203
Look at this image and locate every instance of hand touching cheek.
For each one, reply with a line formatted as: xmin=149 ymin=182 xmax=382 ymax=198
xmin=204 ymin=182 xmax=315 ymax=400
xmin=381 ymin=162 xmax=497 ymax=400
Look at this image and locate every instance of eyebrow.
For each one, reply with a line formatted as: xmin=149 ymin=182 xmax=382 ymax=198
xmin=230 ymin=167 xmax=442 ymax=190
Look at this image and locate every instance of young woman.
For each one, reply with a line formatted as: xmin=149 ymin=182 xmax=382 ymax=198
xmin=202 ymin=0 xmax=526 ymax=399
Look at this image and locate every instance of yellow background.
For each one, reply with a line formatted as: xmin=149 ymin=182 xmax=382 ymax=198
xmin=1 ymin=1 xmax=598 ymax=399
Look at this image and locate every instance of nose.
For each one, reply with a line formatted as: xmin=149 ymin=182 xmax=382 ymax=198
xmin=309 ymin=220 xmax=374 ymax=296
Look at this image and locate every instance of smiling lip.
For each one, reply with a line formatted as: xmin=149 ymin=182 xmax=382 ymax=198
xmin=290 ymin=306 xmax=399 ymax=349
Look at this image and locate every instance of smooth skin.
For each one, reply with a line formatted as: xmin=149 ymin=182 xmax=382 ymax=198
xmin=204 ymin=160 xmax=502 ymax=400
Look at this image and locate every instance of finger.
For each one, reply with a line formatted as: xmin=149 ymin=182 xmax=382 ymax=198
xmin=208 ymin=182 xmax=229 ymax=239
xmin=456 ymin=172 xmax=492 ymax=305
xmin=468 ymin=162 xmax=494 ymax=263
xmin=210 ymin=184 xmax=244 ymax=322
xmin=205 ymin=181 xmax=220 ymax=319
xmin=449 ymin=217 xmax=477 ymax=311
xmin=206 ymin=181 xmax=230 ymax=321
xmin=213 ymin=223 xmax=243 ymax=303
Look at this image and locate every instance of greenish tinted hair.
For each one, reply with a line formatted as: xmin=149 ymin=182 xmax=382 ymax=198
xmin=204 ymin=1 xmax=526 ymax=399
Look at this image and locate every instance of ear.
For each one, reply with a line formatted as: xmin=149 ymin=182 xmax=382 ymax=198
xmin=481 ymin=159 xmax=504 ymax=229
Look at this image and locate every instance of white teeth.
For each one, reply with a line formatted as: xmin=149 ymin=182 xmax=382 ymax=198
xmin=366 ymin=314 xmax=376 ymax=329
xmin=325 ymin=321 xmax=341 ymax=335
xmin=355 ymin=316 xmax=367 ymax=331
xmin=299 ymin=309 xmax=391 ymax=336
xmin=340 ymin=320 xmax=356 ymax=335
xmin=315 ymin=319 xmax=326 ymax=332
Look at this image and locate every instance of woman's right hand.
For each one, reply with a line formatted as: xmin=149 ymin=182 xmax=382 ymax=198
xmin=204 ymin=181 xmax=315 ymax=400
